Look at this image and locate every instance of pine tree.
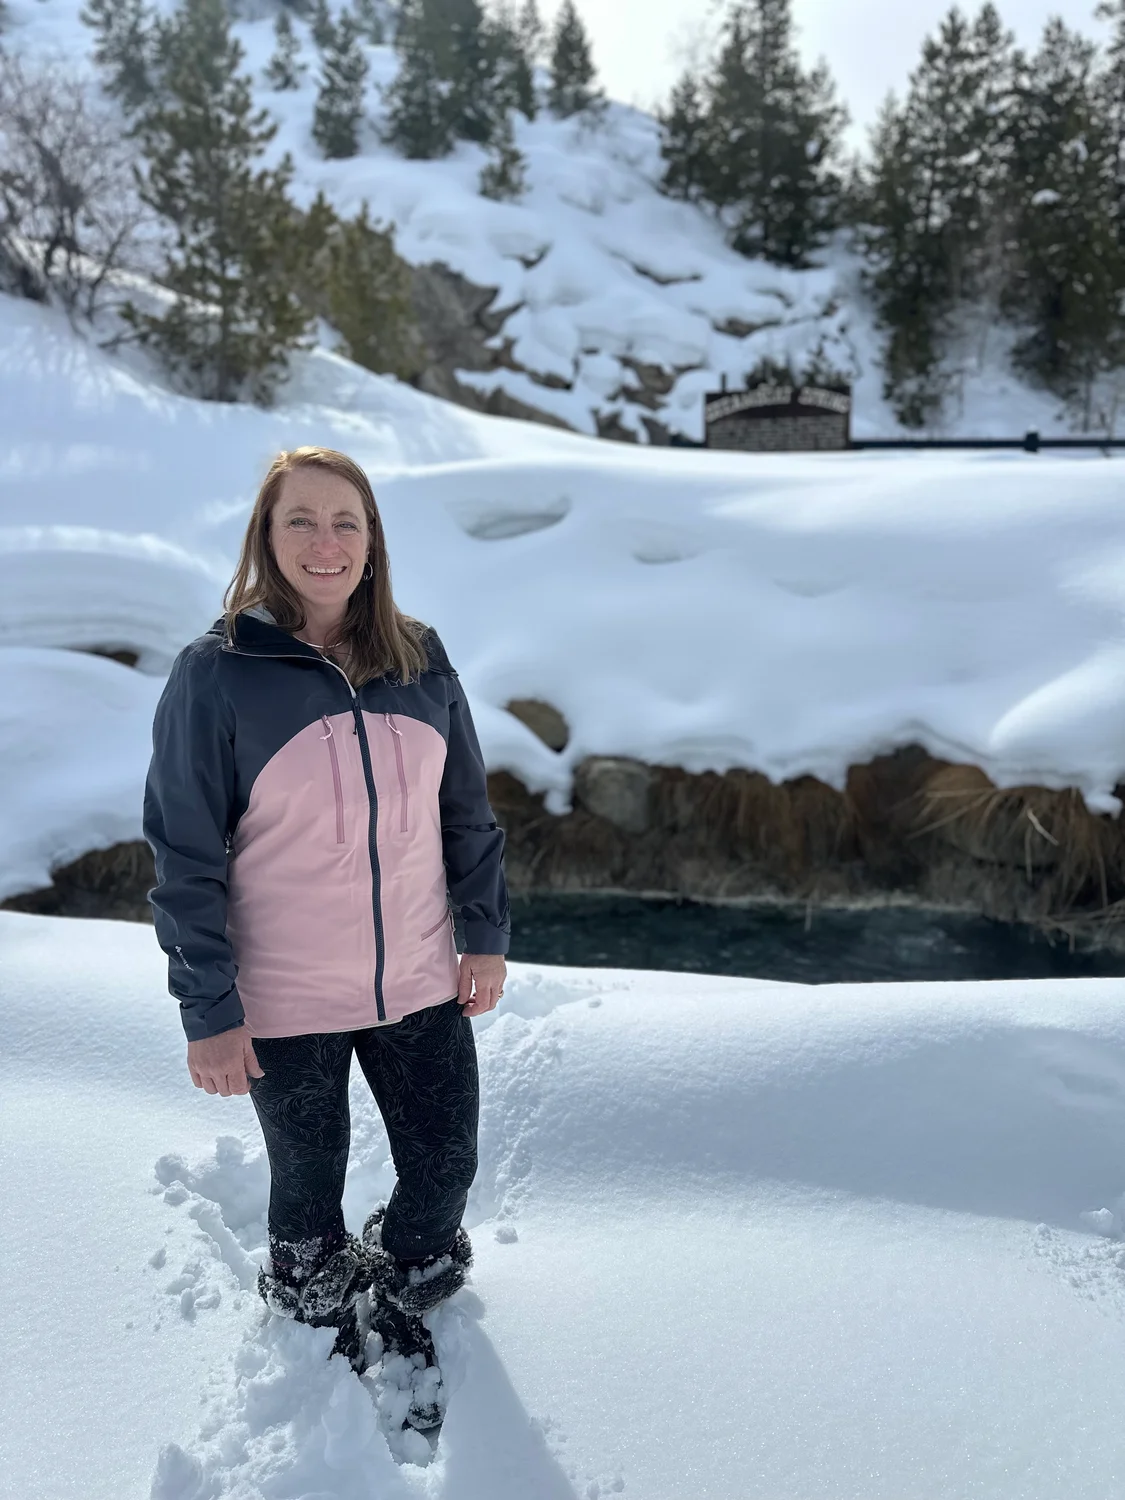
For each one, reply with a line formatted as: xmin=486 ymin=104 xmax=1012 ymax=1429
xmin=517 ymin=0 xmax=545 ymax=61
xmin=383 ymin=0 xmax=503 ymax=156
xmin=658 ymin=70 xmax=711 ymax=203
xmin=323 ymin=202 xmax=419 ymax=375
xmin=313 ymin=8 xmax=370 ymax=157
xmin=355 ymin=0 xmax=386 ymax=43
xmin=859 ymin=4 xmax=1018 ymax=425
xmin=491 ymin=0 xmax=537 ymax=120
xmin=1006 ymin=19 xmax=1124 ymax=425
xmin=701 ymin=0 xmax=847 ymax=265
xmin=289 ymin=188 xmax=341 ymax=313
xmin=479 ymin=110 xmax=527 ymax=198
xmin=310 ymin=0 xmax=336 ymax=49
xmin=265 ymin=10 xmax=307 ymax=90
xmin=1098 ymin=1 xmax=1125 ymax=250
xmin=861 ymin=97 xmax=946 ymax=426
xmin=127 ymin=0 xmax=309 ymax=403
xmin=547 ymin=0 xmax=603 ymax=118
xmin=381 ymin=4 xmax=452 ymax=156
xmin=81 ymin=0 xmax=160 ymax=115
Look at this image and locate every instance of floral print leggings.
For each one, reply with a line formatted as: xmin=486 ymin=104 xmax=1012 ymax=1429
xmin=248 ymin=998 xmax=479 ymax=1280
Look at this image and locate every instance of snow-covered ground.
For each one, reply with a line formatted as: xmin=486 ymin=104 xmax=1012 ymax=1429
xmin=6 ymin=11 xmax=1125 ymax=1496
xmin=4 ymin=286 xmax=1125 ymax=903
xmin=5 ymin=910 xmax=1125 ymax=1499
xmin=5 ymin=0 xmax=1082 ymax=442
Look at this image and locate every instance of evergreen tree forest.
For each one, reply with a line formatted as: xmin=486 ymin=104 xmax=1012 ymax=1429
xmin=659 ymin=0 xmax=847 ymax=267
xmin=661 ymin=0 xmax=1125 ymax=428
xmin=383 ymin=0 xmax=504 ymax=156
xmin=32 ymin=0 xmax=1125 ymax=427
xmin=857 ymin=2 xmax=1125 ymax=426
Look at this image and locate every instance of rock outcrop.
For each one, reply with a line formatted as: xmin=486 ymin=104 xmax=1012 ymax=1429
xmin=8 ymin=748 xmax=1125 ymax=951
xmin=407 ymin=263 xmax=575 ymax=432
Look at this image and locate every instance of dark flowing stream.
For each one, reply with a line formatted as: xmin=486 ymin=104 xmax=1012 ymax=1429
xmin=504 ymin=894 xmax=1125 ymax=985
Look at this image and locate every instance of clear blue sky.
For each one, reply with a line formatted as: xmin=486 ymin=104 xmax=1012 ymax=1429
xmin=539 ymin=0 xmax=1113 ymax=149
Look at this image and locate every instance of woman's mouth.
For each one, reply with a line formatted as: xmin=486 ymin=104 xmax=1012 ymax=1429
xmin=302 ymin=564 xmax=347 ymax=576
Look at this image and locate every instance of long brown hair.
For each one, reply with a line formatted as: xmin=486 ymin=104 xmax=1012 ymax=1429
xmin=223 ymin=447 xmax=429 ymax=687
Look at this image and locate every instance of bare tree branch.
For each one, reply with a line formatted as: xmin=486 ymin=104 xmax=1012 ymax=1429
xmin=0 ymin=51 xmax=155 ymax=322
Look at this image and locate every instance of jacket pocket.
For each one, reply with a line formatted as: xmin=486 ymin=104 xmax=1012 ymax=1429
xmin=420 ymin=911 xmax=452 ymax=942
xmin=320 ymin=716 xmax=345 ymax=844
xmin=384 ymin=713 xmax=409 ymax=833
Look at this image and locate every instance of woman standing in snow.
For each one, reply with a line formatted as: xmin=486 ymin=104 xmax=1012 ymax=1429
xmin=143 ymin=446 xmax=509 ymax=1429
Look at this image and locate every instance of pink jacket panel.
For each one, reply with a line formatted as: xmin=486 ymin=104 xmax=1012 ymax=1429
xmin=363 ymin=708 xmax=460 ymax=1022
xmin=225 ymin=710 xmax=458 ymax=1037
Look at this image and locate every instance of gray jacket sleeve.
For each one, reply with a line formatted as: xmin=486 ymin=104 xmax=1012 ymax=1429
xmin=142 ymin=643 xmax=245 ymax=1041
xmin=431 ymin=636 xmax=511 ymax=955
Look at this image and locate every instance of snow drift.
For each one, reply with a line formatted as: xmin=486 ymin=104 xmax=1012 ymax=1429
xmin=4 ymin=286 xmax=1125 ymax=903
xmin=5 ymin=910 xmax=1125 ymax=1498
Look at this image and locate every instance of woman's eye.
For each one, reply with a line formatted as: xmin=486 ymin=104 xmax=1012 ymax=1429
xmin=288 ymin=518 xmax=358 ymax=529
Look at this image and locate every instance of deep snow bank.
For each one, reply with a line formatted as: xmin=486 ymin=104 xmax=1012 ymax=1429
xmin=5 ymin=288 xmax=1125 ymax=901
xmin=5 ymin=910 xmax=1125 ymax=1498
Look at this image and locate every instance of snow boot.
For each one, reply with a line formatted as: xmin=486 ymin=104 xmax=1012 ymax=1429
xmin=361 ymin=1205 xmax=473 ymax=1316
xmin=361 ymin=1206 xmax=473 ymax=1430
xmin=257 ymin=1232 xmax=371 ymax=1371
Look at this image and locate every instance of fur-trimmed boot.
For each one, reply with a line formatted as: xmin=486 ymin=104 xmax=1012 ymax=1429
xmin=361 ymin=1206 xmax=473 ymax=1430
xmin=257 ymin=1232 xmax=370 ymax=1371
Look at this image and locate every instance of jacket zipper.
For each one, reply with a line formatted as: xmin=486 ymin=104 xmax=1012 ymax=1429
xmin=352 ymin=704 xmax=386 ymax=1021
xmin=420 ymin=911 xmax=453 ymax=941
xmin=225 ymin=643 xmax=386 ymax=1023
xmin=319 ymin=716 xmax=345 ymax=844
xmin=384 ymin=713 xmax=409 ymax=833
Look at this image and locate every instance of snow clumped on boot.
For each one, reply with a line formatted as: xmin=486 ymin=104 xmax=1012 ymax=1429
xmin=361 ymin=1205 xmax=473 ymax=1315
xmin=361 ymin=1205 xmax=473 ymax=1431
xmin=257 ymin=1231 xmax=370 ymax=1368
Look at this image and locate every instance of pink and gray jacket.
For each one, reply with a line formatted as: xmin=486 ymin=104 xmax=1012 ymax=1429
xmin=142 ymin=609 xmax=509 ymax=1042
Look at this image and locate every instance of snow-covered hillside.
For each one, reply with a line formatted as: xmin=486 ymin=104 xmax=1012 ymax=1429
xmin=6 ymin=910 xmax=1125 ymax=1498
xmin=5 ymin=287 xmax=1125 ymax=903
xmin=4 ymin=0 xmax=1079 ymax=442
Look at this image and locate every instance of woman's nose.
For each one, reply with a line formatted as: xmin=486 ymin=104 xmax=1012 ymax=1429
xmin=308 ymin=526 xmax=344 ymax=551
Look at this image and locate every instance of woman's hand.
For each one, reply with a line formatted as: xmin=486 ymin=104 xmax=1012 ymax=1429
xmin=187 ymin=1027 xmax=265 ymax=1096
xmin=457 ymin=953 xmax=506 ymax=1017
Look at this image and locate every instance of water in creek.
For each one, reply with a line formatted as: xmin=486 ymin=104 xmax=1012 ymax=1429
xmin=504 ymin=893 xmax=1125 ymax=985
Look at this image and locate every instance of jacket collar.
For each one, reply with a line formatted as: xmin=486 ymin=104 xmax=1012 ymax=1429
xmin=207 ymin=609 xmax=325 ymax=660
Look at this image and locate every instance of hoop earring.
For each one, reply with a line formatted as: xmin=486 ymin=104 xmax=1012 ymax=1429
xmin=362 ymin=561 xmax=373 ymax=582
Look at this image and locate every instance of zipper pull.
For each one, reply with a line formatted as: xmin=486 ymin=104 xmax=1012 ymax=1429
xmin=319 ymin=715 xmax=334 ymax=741
xmin=385 ymin=712 xmax=402 ymax=736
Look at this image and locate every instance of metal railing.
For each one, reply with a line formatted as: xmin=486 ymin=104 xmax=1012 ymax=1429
xmin=851 ymin=431 xmax=1125 ymax=453
xmin=672 ymin=429 xmax=1125 ymax=452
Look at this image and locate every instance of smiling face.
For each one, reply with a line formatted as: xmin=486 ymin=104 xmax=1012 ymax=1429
xmin=269 ymin=467 xmax=371 ymax=632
